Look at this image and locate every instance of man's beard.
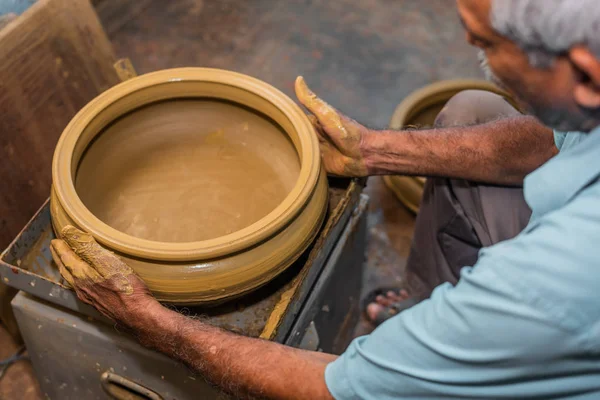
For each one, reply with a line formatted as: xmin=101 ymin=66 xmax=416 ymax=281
xmin=478 ymin=50 xmax=505 ymax=90
xmin=532 ymin=104 xmax=600 ymax=132
xmin=478 ymin=50 xmax=597 ymax=132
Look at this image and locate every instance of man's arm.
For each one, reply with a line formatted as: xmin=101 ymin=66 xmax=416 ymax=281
xmin=364 ymin=116 xmax=555 ymax=184
xmin=130 ymin=302 xmax=336 ymax=399
xmin=295 ymin=77 xmax=556 ymax=185
xmin=326 ymin=182 xmax=600 ymax=399
xmin=50 ymin=228 xmax=335 ymax=400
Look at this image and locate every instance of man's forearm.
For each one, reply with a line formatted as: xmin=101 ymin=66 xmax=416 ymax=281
xmin=363 ymin=115 xmax=556 ymax=185
xmin=129 ymin=301 xmax=336 ymax=399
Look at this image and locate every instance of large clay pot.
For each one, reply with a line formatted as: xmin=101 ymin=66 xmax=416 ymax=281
xmin=51 ymin=68 xmax=328 ymax=305
xmin=384 ymin=79 xmax=515 ymax=213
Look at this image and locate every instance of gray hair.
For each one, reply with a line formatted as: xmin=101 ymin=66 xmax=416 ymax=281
xmin=491 ymin=0 xmax=600 ymax=68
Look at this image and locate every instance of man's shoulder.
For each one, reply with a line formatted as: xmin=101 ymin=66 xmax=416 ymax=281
xmin=483 ymin=178 xmax=600 ymax=333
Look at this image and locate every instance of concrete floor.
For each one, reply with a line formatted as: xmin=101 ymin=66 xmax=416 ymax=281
xmin=100 ymin=0 xmax=483 ymax=129
xmin=0 ymin=0 xmax=483 ymax=398
xmin=0 ymin=327 xmax=41 ymax=400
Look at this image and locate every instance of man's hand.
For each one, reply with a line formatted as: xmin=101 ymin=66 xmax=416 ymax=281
xmin=295 ymin=76 xmax=372 ymax=177
xmin=50 ymin=225 xmax=336 ymax=399
xmin=50 ymin=225 xmax=158 ymax=326
xmin=295 ymin=77 xmax=557 ymax=185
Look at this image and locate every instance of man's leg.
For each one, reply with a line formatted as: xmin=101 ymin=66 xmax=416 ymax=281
xmin=405 ymin=90 xmax=532 ymax=299
xmin=368 ymin=90 xmax=533 ymax=322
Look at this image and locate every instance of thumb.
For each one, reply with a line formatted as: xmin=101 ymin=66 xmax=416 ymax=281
xmin=60 ymin=225 xmax=134 ymax=281
xmin=294 ymin=76 xmax=350 ymax=140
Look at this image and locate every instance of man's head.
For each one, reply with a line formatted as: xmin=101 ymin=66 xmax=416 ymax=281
xmin=457 ymin=0 xmax=600 ymax=132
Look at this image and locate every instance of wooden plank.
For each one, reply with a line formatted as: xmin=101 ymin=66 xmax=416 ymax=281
xmin=0 ymin=0 xmax=119 ymax=341
xmin=113 ymin=58 xmax=138 ymax=81
xmin=93 ymin=0 xmax=152 ymax=36
xmin=0 ymin=0 xmax=120 ymax=249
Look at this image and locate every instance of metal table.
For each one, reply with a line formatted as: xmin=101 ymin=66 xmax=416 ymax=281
xmin=1 ymin=178 xmax=368 ymax=399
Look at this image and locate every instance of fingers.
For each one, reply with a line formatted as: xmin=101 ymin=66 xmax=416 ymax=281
xmin=307 ymin=114 xmax=335 ymax=147
xmin=50 ymin=244 xmax=74 ymax=288
xmin=295 ymin=76 xmax=324 ymax=111
xmin=60 ymin=225 xmax=98 ymax=259
xmin=60 ymin=225 xmax=133 ymax=279
xmin=295 ymin=76 xmax=335 ymax=120
xmin=307 ymin=114 xmax=322 ymax=134
xmin=51 ymin=237 xmax=136 ymax=295
xmin=295 ymin=76 xmax=349 ymax=139
xmin=50 ymin=239 xmax=103 ymax=283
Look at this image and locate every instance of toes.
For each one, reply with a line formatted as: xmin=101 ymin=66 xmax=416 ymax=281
xmin=375 ymin=295 xmax=391 ymax=307
xmin=366 ymin=302 xmax=383 ymax=322
xmin=377 ymin=292 xmax=402 ymax=305
xmin=386 ymin=290 xmax=401 ymax=301
xmin=384 ymin=290 xmax=411 ymax=302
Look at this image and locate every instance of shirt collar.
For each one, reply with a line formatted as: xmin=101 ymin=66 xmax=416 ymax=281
xmin=525 ymin=126 xmax=600 ymax=219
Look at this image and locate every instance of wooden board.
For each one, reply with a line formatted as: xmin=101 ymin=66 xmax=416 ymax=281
xmin=93 ymin=0 xmax=153 ymax=36
xmin=0 ymin=0 xmax=120 ymax=249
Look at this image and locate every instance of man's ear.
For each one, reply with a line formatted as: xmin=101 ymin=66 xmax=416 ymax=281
xmin=569 ymin=46 xmax=600 ymax=109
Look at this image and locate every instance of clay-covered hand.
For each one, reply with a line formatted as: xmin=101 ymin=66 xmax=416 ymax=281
xmin=50 ymin=225 xmax=158 ymax=325
xmin=295 ymin=76 xmax=371 ymax=177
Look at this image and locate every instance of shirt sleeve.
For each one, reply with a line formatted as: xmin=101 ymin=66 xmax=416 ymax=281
xmin=325 ymin=183 xmax=600 ymax=399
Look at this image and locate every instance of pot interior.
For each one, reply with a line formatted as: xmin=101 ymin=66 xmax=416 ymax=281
xmin=75 ymin=98 xmax=300 ymax=243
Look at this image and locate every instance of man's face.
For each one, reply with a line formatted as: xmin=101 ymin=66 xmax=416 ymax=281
xmin=457 ymin=0 xmax=600 ymax=132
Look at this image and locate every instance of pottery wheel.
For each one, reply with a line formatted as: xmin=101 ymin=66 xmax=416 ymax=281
xmin=75 ymin=99 xmax=300 ymax=243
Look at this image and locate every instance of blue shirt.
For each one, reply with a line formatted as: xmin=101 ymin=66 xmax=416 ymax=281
xmin=326 ymin=127 xmax=600 ymax=399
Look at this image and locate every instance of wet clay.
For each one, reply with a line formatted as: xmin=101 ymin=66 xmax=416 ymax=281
xmin=294 ymin=77 xmax=368 ymax=177
xmin=75 ymin=99 xmax=300 ymax=243
xmin=51 ymin=225 xmax=134 ymax=294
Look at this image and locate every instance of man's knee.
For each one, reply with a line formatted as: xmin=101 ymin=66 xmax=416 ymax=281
xmin=434 ymin=89 xmax=519 ymax=128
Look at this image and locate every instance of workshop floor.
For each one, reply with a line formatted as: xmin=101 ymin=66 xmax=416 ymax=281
xmin=0 ymin=0 xmax=482 ymax=398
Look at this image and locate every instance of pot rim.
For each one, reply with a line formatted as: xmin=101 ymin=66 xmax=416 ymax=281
xmin=389 ymin=79 xmax=513 ymax=130
xmin=52 ymin=68 xmax=321 ymax=261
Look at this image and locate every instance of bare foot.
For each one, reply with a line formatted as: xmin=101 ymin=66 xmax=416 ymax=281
xmin=366 ymin=289 xmax=410 ymax=323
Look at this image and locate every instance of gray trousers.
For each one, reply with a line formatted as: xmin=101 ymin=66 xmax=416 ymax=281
xmin=404 ymin=90 xmax=533 ymax=299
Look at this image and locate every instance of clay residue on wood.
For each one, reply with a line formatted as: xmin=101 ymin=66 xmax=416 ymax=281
xmin=75 ymin=99 xmax=300 ymax=243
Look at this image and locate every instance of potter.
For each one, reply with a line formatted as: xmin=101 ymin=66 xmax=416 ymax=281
xmin=54 ymin=0 xmax=600 ymax=398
